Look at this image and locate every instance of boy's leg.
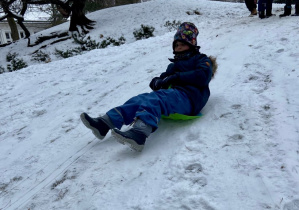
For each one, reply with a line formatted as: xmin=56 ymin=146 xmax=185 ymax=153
xmin=107 ymin=89 xmax=192 ymax=131
xmin=106 ymin=93 xmax=155 ymax=130
xmin=111 ymin=89 xmax=192 ymax=151
xmin=135 ymin=89 xmax=192 ymax=131
xmin=80 ymin=113 xmax=115 ymax=140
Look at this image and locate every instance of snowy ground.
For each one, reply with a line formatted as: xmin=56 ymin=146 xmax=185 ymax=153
xmin=1 ymin=0 xmax=299 ymax=209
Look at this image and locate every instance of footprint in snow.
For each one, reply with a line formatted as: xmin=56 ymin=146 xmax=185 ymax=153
xmin=231 ymin=104 xmax=241 ymax=110
xmin=185 ymin=163 xmax=203 ymax=173
xmin=283 ymin=199 xmax=299 ymax=210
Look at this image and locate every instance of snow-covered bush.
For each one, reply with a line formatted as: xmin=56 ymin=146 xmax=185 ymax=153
xmin=186 ymin=9 xmax=201 ymax=15
xmin=164 ymin=20 xmax=182 ymax=31
xmin=0 ymin=65 xmax=5 ymax=74
xmin=6 ymin=53 xmax=28 ymax=72
xmin=55 ymin=35 xmax=126 ymax=59
xmin=55 ymin=48 xmax=82 ymax=58
xmin=99 ymin=36 xmax=126 ymax=48
xmin=31 ymin=50 xmax=51 ymax=63
xmin=133 ymin=24 xmax=155 ymax=40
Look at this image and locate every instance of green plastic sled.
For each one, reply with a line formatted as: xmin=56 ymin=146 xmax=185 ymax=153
xmin=161 ymin=113 xmax=203 ymax=120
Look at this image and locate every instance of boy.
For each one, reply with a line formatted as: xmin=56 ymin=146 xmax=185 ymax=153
xmin=80 ymin=22 xmax=217 ymax=152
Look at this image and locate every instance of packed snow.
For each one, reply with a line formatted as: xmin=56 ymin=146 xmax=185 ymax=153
xmin=1 ymin=0 xmax=299 ymax=209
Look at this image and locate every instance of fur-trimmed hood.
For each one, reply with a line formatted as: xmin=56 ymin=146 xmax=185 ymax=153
xmin=208 ymin=56 xmax=218 ymax=78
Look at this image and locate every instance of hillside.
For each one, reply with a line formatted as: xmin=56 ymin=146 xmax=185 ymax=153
xmin=0 ymin=0 xmax=299 ymax=209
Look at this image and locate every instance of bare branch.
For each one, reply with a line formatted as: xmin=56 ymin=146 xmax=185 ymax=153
xmin=20 ymin=1 xmax=27 ymax=16
xmin=0 ymin=13 xmax=9 ymax=21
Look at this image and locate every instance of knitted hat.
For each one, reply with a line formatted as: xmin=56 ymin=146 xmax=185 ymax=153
xmin=173 ymin=22 xmax=199 ymax=50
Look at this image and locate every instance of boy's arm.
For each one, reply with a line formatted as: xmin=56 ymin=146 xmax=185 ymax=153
xmin=159 ymin=63 xmax=176 ymax=79
xmin=175 ymin=57 xmax=212 ymax=87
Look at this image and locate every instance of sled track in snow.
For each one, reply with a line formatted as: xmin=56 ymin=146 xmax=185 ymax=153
xmin=2 ymin=139 xmax=98 ymax=210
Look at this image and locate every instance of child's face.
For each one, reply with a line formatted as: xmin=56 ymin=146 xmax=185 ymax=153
xmin=174 ymin=41 xmax=190 ymax=52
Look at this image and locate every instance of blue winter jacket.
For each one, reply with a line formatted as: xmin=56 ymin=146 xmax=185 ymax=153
xmin=160 ymin=52 xmax=213 ymax=115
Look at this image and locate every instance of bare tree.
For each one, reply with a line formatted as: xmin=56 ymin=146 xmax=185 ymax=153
xmin=0 ymin=0 xmax=95 ymax=40
xmin=7 ymin=16 xmax=20 ymax=41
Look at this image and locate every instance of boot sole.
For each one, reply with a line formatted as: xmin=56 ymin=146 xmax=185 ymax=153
xmin=80 ymin=113 xmax=105 ymax=140
xmin=111 ymin=129 xmax=144 ymax=152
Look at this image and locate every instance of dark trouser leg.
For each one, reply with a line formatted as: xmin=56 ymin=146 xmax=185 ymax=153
xmin=266 ymin=0 xmax=273 ymax=16
xmin=295 ymin=1 xmax=299 ymax=14
xmin=280 ymin=0 xmax=292 ymax=16
xmin=245 ymin=0 xmax=257 ymax=11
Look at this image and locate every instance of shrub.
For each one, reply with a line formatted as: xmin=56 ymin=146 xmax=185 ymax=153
xmin=74 ymin=34 xmax=126 ymax=50
xmin=164 ymin=20 xmax=182 ymax=32
xmin=55 ymin=48 xmax=82 ymax=58
xmin=73 ymin=34 xmax=100 ymax=51
xmin=31 ymin=50 xmax=51 ymax=63
xmin=6 ymin=53 xmax=28 ymax=72
xmin=133 ymin=24 xmax=155 ymax=40
xmin=186 ymin=9 xmax=201 ymax=15
xmin=0 ymin=65 xmax=5 ymax=74
xmin=55 ymin=34 xmax=126 ymax=59
xmin=99 ymin=36 xmax=126 ymax=48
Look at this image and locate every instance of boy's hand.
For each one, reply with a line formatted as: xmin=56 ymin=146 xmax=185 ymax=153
xmin=161 ymin=74 xmax=179 ymax=89
xmin=149 ymin=77 xmax=163 ymax=91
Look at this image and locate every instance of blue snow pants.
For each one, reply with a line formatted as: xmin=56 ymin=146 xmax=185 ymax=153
xmin=258 ymin=0 xmax=273 ymax=12
xmin=106 ymin=88 xmax=192 ymax=132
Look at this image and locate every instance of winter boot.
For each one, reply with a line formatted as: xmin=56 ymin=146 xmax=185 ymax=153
xmin=266 ymin=9 xmax=275 ymax=17
xmin=249 ymin=8 xmax=258 ymax=17
xmin=259 ymin=10 xmax=266 ymax=19
xmin=291 ymin=4 xmax=299 ymax=16
xmin=80 ymin=113 xmax=115 ymax=140
xmin=279 ymin=5 xmax=292 ymax=17
xmin=112 ymin=119 xmax=152 ymax=152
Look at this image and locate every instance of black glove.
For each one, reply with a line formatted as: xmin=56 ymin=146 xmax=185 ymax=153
xmin=161 ymin=74 xmax=179 ymax=89
xmin=149 ymin=77 xmax=163 ymax=91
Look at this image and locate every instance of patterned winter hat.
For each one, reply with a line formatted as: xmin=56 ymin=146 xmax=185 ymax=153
xmin=173 ymin=22 xmax=199 ymax=50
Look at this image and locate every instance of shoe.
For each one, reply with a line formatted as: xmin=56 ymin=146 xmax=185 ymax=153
xmin=266 ymin=13 xmax=276 ymax=18
xmin=266 ymin=9 xmax=274 ymax=17
xmin=112 ymin=119 xmax=152 ymax=152
xmin=249 ymin=8 xmax=257 ymax=17
xmin=112 ymin=129 xmax=147 ymax=152
xmin=279 ymin=5 xmax=292 ymax=17
xmin=259 ymin=11 xmax=266 ymax=19
xmin=80 ymin=113 xmax=114 ymax=139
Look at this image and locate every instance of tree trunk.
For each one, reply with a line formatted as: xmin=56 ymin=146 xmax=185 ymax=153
xmin=7 ymin=16 xmax=20 ymax=41
xmin=69 ymin=0 xmax=95 ymax=33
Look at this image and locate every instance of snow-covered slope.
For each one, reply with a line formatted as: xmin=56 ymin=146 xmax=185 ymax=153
xmin=1 ymin=0 xmax=299 ymax=209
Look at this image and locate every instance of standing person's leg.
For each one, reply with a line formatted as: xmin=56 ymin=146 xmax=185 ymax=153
xmin=280 ymin=0 xmax=292 ymax=16
xmin=266 ymin=0 xmax=274 ymax=16
xmin=245 ymin=0 xmax=256 ymax=11
xmin=292 ymin=0 xmax=299 ymax=15
xmin=246 ymin=0 xmax=257 ymax=16
xmin=258 ymin=0 xmax=267 ymax=18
